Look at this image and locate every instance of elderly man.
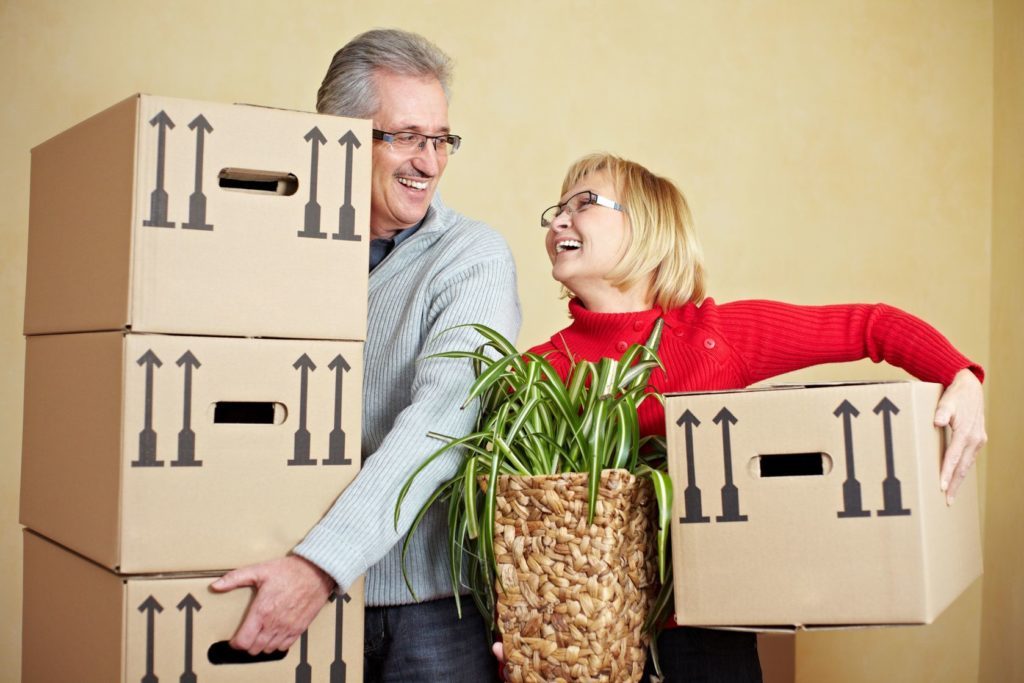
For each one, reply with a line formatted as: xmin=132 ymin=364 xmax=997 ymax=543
xmin=213 ymin=29 xmax=520 ymax=682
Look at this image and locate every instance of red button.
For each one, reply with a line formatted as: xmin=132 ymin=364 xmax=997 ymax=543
xmin=633 ymin=320 xmax=645 ymax=331
xmin=704 ymin=338 xmax=716 ymax=349
xmin=616 ymin=341 xmax=628 ymax=352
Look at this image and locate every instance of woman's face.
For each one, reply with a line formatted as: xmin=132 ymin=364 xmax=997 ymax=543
xmin=544 ymin=171 xmax=630 ymax=296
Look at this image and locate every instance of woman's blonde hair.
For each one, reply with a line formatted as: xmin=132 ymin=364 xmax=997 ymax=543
xmin=560 ymin=153 xmax=707 ymax=309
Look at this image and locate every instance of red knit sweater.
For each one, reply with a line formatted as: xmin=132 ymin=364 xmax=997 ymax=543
xmin=528 ymin=298 xmax=983 ymax=438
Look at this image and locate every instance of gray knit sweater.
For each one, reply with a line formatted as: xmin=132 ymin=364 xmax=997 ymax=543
xmin=294 ymin=195 xmax=521 ymax=606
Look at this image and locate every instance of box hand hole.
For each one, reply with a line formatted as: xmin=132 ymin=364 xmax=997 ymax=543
xmin=212 ymin=401 xmax=287 ymax=424
xmin=753 ymin=452 xmax=833 ymax=478
xmin=218 ymin=168 xmax=298 ymax=195
xmin=207 ymin=641 xmax=288 ymax=665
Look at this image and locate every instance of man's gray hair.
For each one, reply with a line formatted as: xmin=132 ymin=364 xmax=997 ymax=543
xmin=317 ymin=29 xmax=453 ymax=118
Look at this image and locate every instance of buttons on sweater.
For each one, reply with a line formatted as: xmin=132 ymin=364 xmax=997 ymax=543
xmin=633 ymin=320 xmax=645 ymax=331
xmin=615 ymin=341 xmax=628 ymax=352
xmin=704 ymin=338 xmax=716 ymax=349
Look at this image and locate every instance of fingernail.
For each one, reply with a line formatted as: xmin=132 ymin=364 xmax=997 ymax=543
xmin=940 ymin=479 xmax=949 ymax=492
xmin=211 ymin=578 xmax=224 ymax=588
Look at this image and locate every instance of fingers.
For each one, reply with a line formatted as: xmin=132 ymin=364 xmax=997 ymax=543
xmin=944 ymin=427 xmax=987 ymax=503
xmin=934 ymin=369 xmax=987 ymax=505
xmin=211 ymin=565 xmax=259 ymax=592
xmin=221 ymin=556 xmax=333 ymax=656
xmin=933 ymin=402 xmax=953 ymax=429
xmin=229 ymin=584 xmax=307 ymax=655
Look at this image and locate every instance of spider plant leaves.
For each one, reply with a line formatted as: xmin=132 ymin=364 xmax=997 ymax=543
xmin=397 ymin=319 xmax=673 ymax=624
xmin=637 ymin=463 xmax=673 ymax=582
xmin=399 ymin=475 xmax=460 ymax=601
xmin=460 ymin=350 xmax=523 ymax=409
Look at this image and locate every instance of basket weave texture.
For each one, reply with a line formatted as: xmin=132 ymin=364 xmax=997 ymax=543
xmin=493 ymin=469 xmax=657 ymax=683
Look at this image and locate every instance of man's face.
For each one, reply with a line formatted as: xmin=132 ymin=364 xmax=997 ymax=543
xmin=369 ymin=70 xmax=450 ymax=239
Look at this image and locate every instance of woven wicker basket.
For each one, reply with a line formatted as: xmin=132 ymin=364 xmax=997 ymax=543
xmin=493 ymin=469 xmax=657 ymax=683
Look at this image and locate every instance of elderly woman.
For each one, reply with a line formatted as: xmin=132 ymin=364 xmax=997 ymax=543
xmin=525 ymin=153 xmax=986 ymax=682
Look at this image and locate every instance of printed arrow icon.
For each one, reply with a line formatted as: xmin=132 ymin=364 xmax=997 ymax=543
xmin=144 ymin=111 xmax=176 ymax=229
xmin=874 ymin=397 xmax=911 ymax=517
xmin=330 ymin=592 xmax=352 ymax=683
xmin=134 ymin=350 xmax=165 ymax=467
xmin=333 ymin=131 xmax=362 ymax=242
xmin=289 ymin=354 xmax=317 ymax=466
xmin=713 ymin=407 xmax=747 ymax=522
xmin=676 ymin=410 xmax=710 ymax=524
xmin=324 ymin=354 xmax=352 ymax=465
xmin=177 ymin=593 xmax=202 ymax=683
xmin=298 ymin=127 xmax=329 ymax=239
xmin=139 ymin=595 xmax=164 ymax=683
xmin=294 ymin=629 xmax=312 ymax=683
xmin=835 ymin=400 xmax=870 ymax=518
xmin=173 ymin=351 xmax=202 ymax=467
xmin=182 ymin=114 xmax=214 ymax=231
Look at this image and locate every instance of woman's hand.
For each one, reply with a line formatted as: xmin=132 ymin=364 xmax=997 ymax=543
xmin=934 ymin=368 xmax=987 ymax=504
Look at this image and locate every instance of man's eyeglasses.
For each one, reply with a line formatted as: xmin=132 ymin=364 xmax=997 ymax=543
xmin=540 ymin=191 xmax=625 ymax=227
xmin=372 ymin=129 xmax=462 ymax=156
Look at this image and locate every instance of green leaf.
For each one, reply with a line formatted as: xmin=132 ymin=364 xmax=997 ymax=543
xmin=400 ymin=477 xmax=459 ymax=601
xmin=638 ymin=463 xmax=674 ymax=582
xmin=461 ymin=350 xmax=522 ymax=409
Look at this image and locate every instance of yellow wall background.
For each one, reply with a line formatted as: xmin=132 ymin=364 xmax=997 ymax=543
xmin=1 ymin=1 xmax=1019 ymax=681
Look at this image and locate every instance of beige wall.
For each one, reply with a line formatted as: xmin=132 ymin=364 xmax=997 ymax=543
xmin=980 ymin=0 xmax=1024 ymax=681
xmin=0 ymin=1 xmax=1014 ymax=681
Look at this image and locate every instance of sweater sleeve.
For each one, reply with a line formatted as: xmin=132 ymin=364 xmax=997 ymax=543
xmin=294 ymin=237 xmax=521 ymax=595
xmin=716 ymin=300 xmax=984 ymax=387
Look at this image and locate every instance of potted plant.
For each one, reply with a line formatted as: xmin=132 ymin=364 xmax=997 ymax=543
xmin=395 ymin=321 xmax=673 ymax=683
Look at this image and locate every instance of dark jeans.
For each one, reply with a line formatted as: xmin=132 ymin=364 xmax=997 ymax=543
xmin=364 ymin=596 xmax=498 ymax=683
xmin=642 ymin=627 xmax=762 ymax=683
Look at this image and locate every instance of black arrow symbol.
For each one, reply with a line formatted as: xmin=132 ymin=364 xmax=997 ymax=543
xmin=330 ymin=592 xmax=352 ymax=683
xmin=333 ymin=131 xmax=362 ymax=242
xmin=139 ymin=595 xmax=164 ymax=683
xmin=177 ymin=593 xmax=201 ymax=683
xmin=173 ymin=351 xmax=202 ymax=467
xmin=143 ymin=111 xmax=176 ymax=229
xmin=676 ymin=410 xmax=710 ymax=524
xmin=298 ymin=127 xmax=329 ymax=239
xmin=182 ymin=115 xmax=214 ymax=231
xmin=133 ymin=350 xmax=165 ymax=467
xmin=835 ymin=400 xmax=870 ymax=518
xmin=294 ymin=629 xmax=312 ymax=683
xmin=874 ymin=397 xmax=911 ymax=517
xmin=289 ymin=354 xmax=317 ymax=466
xmin=713 ymin=407 xmax=747 ymax=523
xmin=323 ymin=354 xmax=353 ymax=466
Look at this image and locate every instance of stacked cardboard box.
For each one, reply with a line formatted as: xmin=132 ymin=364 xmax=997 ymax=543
xmin=20 ymin=94 xmax=371 ymax=682
xmin=665 ymin=381 xmax=982 ymax=630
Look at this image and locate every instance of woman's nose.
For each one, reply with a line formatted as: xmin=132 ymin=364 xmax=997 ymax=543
xmin=548 ymin=210 xmax=571 ymax=231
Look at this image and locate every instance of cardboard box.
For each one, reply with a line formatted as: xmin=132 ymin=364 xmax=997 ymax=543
xmin=21 ymin=331 xmax=363 ymax=573
xmin=22 ymin=530 xmax=364 ymax=683
xmin=24 ymin=93 xmax=370 ymax=340
xmin=665 ymin=381 xmax=982 ymax=627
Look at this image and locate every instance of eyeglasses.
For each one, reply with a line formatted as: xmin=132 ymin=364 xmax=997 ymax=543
xmin=372 ymin=129 xmax=462 ymax=155
xmin=540 ymin=190 xmax=625 ymax=227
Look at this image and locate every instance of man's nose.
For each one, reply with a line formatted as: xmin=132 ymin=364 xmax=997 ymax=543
xmin=411 ymin=139 xmax=441 ymax=175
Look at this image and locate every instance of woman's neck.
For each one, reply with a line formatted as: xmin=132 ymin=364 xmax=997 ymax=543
xmin=574 ymin=282 xmax=654 ymax=314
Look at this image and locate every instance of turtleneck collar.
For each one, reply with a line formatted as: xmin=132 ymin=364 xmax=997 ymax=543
xmin=561 ymin=297 xmax=664 ymax=337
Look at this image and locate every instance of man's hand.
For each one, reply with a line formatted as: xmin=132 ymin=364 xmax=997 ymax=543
xmin=934 ymin=368 xmax=987 ymax=505
xmin=211 ymin=555 xmax=335 ymax=655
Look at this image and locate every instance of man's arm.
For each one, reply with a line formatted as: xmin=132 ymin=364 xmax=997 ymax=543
xmin=213 ymin=231 xmax=520 ymax=653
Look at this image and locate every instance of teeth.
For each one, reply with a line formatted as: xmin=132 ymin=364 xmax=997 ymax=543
xmin=398 ymin=177 xmax=428 ymax=190
xmin=556 ymin=240 xmax=582 ymax=253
